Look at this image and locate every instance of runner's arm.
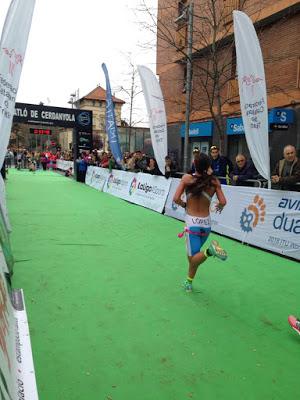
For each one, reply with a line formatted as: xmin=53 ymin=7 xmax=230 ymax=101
xmin=214 ymin=178 xmax=227 ymax=212
xmin=173 ymin=175 xmax=190 ymax=208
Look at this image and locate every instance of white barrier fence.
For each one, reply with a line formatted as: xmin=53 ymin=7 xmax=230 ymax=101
xmin=86 ymin=166 xmax=300 ymax=260
xmin=0 ymin=253 xmax=38 ymax=400
xmin=86 ymin=167 xmax=171 ymax=214
xmin=56 ymin=160 xmax=73 ymax=171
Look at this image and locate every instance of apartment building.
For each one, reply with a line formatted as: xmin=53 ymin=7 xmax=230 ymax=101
xmin=157 ymin=0 xmax=300 ymax=168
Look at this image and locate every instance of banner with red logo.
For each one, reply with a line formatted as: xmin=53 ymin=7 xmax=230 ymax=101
xmin=233 ymin=11 xmax=270 ymax=185
xmin=0 ymin=0 xmax=36 ymax=231
xmin=0 ymin=264 xmax=38 ymax=400
xmin=137 ymin=66 xmax=168 ymax=175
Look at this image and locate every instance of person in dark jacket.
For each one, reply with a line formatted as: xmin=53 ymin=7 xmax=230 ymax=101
xmin=145 ymin=157 xmax=161 ymax=175
xmin=230 ymin=154 xmax=258 ymax=186
xmin=165 ymin=156 xmax=177 ymax=178
xmin=210 ymin=145 xmax=233 ymax=184
xmin=271 ymin=145 xmax=300 ymax=191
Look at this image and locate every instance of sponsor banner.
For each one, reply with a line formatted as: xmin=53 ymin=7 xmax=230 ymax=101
xmin=85 ymin=166 xmax=109 ymax=191
xmin=163 ymin=180 xmax=299 ymax=260
xmin=56 ymin=160 xmax=73 ymax=171
xmin=101 ymin=63 xmax=123 ymax=167
xmin=233 ymin=11 xmax=270 ymax=183
xmin=103 ymin=169 xmax=134 ymax=202
xmin=0 ymin=262 xmax=38 ymax=400
xmin=138 ymin=65 xmax=168 ymax=175
xmin=14 ymin=102 xmax=93 ymax=131
xmin=102 ymin=170 xmax=171 ymax=213
xmin=0 ymin=0 xmax=36 ymax=232
xmin=210 ymin=186 xmax=300 ymax=260
xmin=128 ymin=173 xmax=171 ymax=213
xmin=164 ymin=178 xmax=186 ymax=221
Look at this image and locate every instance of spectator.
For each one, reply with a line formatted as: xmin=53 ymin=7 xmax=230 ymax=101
xmin=100 ymin=152 xmax=109 ymax=168
xmin=77 ymin=156 xmax=88 ymax=182
xmin=271 ymin=145 xmax=300 ymax=191
xmin=145 ymin=157 xmax=161 ymax=175
xmin=65 ymin=167 xmax=73 ymax=177
xmin=134 ymin=150 xmax=148 ymax=172
xmin=190 ymin=147 xmax=201 ymax=174
xmin=40 ymin=153 xmax=48 ymax=171
xmin=165 ymin=155 xmax=177 ymax=178
xmin=230 ymin=154 xmax=258 ymax=186
xmin=210 ymin=145 xmax=232 ymax=184
xmin=125 ymin=152 xmax=137 ymax=171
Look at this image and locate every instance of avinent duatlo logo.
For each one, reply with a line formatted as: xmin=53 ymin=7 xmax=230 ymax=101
xmin=240 ymin=195 xmax=266 ymax=233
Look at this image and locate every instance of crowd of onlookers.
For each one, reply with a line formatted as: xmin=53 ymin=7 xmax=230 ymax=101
xmin=4 ymin=143 xmax=299 ymax=191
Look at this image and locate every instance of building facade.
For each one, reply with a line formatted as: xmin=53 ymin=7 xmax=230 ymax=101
xmin=157 ymin=0 xmax=300 ymax=169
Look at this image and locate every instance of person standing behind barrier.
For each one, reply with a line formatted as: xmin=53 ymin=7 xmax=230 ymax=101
xmin=77 ymin=156 xmax=88 ymax=182
xmin=230 ymin=154 xmax=258 ymax=187
xmin=210 ymin=145 xmax=232 ymax=184
xmin=173 ymin=153 xmax=228 ymax=293
xmin=165 ymin=155 xmax=177 ymax=178
xmin=145 ymin=157 xmax=161 ymax=175
xmin=40 ymin=153 xmax=48 ymax=171
xmin=271 ymin=145 xmax=300 ymax=191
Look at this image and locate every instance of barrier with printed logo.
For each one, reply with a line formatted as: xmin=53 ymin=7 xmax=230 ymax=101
xmin=0 ymin=252 xmax=38 ymax=400
xmin=102 ymin=169 xmax=171 ymax=213
xmin=56 ymin=160 xmax=73 ymax=171
xmin=165 ymin=181 xmax=300 ymax=260
xmin=85 ymin=166 xmax=110 ymax=191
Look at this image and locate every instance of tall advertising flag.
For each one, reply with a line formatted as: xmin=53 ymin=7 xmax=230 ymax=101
xmin=233 ymin=11 xmax=270 ymax=185
xmin=102 ymin=63 xmax=123 ymax=167
xmin=0 ymin=0 xmax=36 ymax=231
xmin=137 ymin=65 xmax=168 ymax=175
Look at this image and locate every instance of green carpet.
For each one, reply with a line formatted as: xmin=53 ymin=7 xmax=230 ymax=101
xmin=6 ymin=169 xmax=300 ymax=400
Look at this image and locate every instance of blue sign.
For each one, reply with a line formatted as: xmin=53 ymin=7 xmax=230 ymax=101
xmin=181 ymin=121 xmax=213 ymax=138
xmin=102 ymin=63 xmax=123 ymax=166
xmin=227 ymin=108 xmax=294 ymax=135
xmin=226 ymin=117 xmax=245 ymax=135
xmin=269 ymin=108 xmax=294 ymax=124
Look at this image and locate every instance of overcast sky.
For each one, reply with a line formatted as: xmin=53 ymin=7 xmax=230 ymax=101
xmin=0 ymin=0 xmax=158 ymax=125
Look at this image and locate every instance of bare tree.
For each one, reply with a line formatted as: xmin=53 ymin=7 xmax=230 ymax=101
xmin=138 ymin=0 xmax=251 ymax=154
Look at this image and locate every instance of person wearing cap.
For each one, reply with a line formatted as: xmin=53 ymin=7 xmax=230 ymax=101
xmin=210 ymin=145 xmax=233 ymax=184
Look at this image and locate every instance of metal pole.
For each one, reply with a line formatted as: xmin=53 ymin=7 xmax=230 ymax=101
xmin=128 ymin=68 xmax=134 ymax=152
xmin=183 ymin=2 xmax=194 ymax=172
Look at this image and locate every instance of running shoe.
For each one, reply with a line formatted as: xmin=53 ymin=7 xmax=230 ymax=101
xmin=288 ymin=315 xmax=300 ymax=335
xmin=183 ymin=280 xmax=193 ymax=292
xmin=208 ymin=240 xmax=228 ymax=261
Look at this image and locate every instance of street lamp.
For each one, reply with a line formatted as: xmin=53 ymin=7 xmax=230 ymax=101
xmin=68 ymin=92 xmax=76 ymax=108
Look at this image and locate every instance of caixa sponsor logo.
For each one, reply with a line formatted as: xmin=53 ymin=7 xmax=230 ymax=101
xmin=273 ymin=198 xmax=300 ymax=234
xmin=230 ymin=123 xmax=244 ymax=133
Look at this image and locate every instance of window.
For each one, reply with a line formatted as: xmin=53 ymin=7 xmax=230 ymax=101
xmin=176 ymin=1 xmax=188 ymax=27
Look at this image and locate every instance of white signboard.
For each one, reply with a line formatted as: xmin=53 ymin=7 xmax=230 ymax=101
xmin=85 ymin=166 xmax=110 ymax=191
xmin=56 ymin=160 xmax=73 ymax=171
xmin=164 ymin=178 xmax=186 ymax=221
xmin=103 ymin=169 xmax=134 ymax=202
xmin=128 ymin=173 xmax=171 ymax=213
xmin=164 ymin=180 xmax=299 ymax=260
